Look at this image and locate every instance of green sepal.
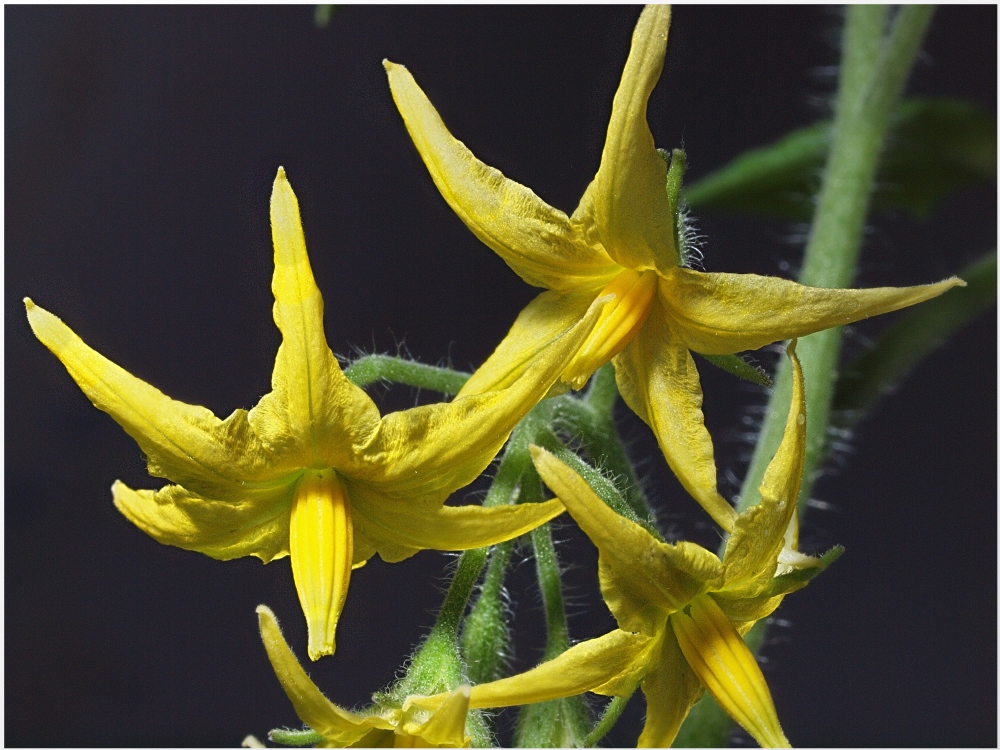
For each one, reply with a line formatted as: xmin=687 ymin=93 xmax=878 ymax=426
xmin=834 ymin=251 xmax=997 ymax=425
xmin=685 ymin=98 xmax=996 ymax=220
xmin=268 ymin=727 xmax=324 ymax=746
xmin=698 ymin=352 xmax=774 ymax=389
xmin=515 ymin=695 xmax=593 ymax=748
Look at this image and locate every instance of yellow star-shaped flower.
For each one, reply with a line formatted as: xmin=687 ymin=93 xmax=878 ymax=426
xmin=25 ymin=168 xmax=608 ymax=660
xmin=383 ymin=4 xmax=963 ymax=532
xmin=410 ymin=344 xmax=832 ymax=748
xmin=258 ymin=605 xmax=473 ymax=748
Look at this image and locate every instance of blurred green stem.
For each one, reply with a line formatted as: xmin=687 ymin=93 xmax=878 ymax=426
xmin=677 ymin=6 xmax=934 ymax=746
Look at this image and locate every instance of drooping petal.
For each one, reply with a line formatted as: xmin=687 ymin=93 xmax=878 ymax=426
xmin=256 ymin=605 xmax=396 ymax=745
xmin=613 ymin=300 xmax=738 ymax=532
xmin=458 ymin=289 xmax=596 ymax=398
xmin=400 ymin=686 xmax=472 ymax=748
xmin=720 ymin=342 xmax=806 ymax=594
xmin=661 ymin=267 xmax=966 ymax=356
xmin=350 ymin=483 xmax=565 ymax=564
xmin=346 ymin=293 xmax=610 ymax=499
xmin=24 ymin=299 xmax=280 ymax=495
xmin=406 ymin=630 xmax=652 ymax=712
xmin=635 ymin=630 xmax=704 ymax=748
xmin=112 ymin=480 xmax=294 ymax=562
xmin=249 ymin=168 xmax=382 ymax=469
xmin=289 ymin=471 xmax=355 ymax=660
xmin=383 ymin=62 xmax=619 ymax=292
xmin=670 ymin=596 xmax=790 ymax=748
xmin=531 ymin=446 xmax=719 ymax=634
xmin=576 ymin=4 xmax=676 ymax=273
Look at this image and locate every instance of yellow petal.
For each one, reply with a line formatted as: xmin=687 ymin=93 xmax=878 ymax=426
xmin=721 ymin=342 xmax=806 ymax=593
xmin=407 ymin=630 xmax=652 ymax=712
xmin=401 ymin=686 xmax=471 ymax=748
xmin=249 ymin=168 xmax=382 ymax=468
xmin=661 ymin=268 xmax=966 ymax=355
xmin=613 ymin=300 xmax=738 ymax=531
xmin=345 ymin=292 xmax=609 ymax=499
xmin=578 ymin=4 xmax=676 ymax=273
xmin=351 ymin=484 xmax=564 ymax=563
xmin=531 ymin=446 xmax=719 ymax=633
xmin=383 ymin=62 xmax=619 ymax=292
xmin=670 ymin=596 xmax=790 ymax=748
xmin=289 ymin=470 xmax=355 ymax=660
xmin=256 ymin=605 xmax=395 ymax=744
xmin=635 ymin=630 xmax=704 ymax=748
xmin=24 ymin=299 xmax=279 ymax=495
xmin=112 ymin=480 xmax=293 ymax=563
xmin=458 ymin=289 xmax=596 ymax=398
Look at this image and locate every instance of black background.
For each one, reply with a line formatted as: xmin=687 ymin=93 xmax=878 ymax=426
xmin=6 ymin=6 xmax=996 ymax=747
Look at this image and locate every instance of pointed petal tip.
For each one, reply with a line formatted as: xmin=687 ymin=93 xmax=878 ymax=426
xmin=275 ymin=166 xmax=287 ymax=182
xmin=23 ymin=296 xmax=34 ymax=310
xmin=256 ymin=604 xmax=275 ymax=619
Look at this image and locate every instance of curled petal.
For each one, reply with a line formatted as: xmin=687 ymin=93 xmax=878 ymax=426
xmin=112 ymin=480 xmax=294 ymax=563
xmin=613 ymin=300 xmax=737 ymax=531
xmin=401 ymin=686 xmax=472 ymax=748
xmin=384 ymin=61 xmax=619 ymax=292
xmin=24 ymin=299 xmax=280 ymax=495
xmin=578 ymin=4 xmax=676 ymax=272
xmin=661 ymin=268 xmax=966 ymax=355
xmin=351 ymin=483 xmax=564 ymax=563
xmin=636 ymin=630 xmax=704 ymax=748
xmin=347 ymin=292 xmax=609 ymax=499
xmin=250 ymin=168 xmax=382 ymax=469
xmin=721 ymin=342 xmax=806 ymax=593
xmin=459 ymin=289 xmax=596 ymax=398
xmin=256 ymin=606 xmax=395 ymax=744
xmin=407 ymin=630 xmax=652 ymax=712
xmin=531 ymin=446 xmax=719 ymax=633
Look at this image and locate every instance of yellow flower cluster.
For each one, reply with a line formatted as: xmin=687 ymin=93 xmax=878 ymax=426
xmin=25 ymin=5 xmax=962 ymax=748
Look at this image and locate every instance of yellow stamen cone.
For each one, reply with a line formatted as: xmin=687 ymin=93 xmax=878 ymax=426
xmin=563 ymin=269 xmax=657 ymax=388
xmin=671 ymin=594 xmax=790 ymax=748
xmin=289 ymin=470 xmax=354 ymax=660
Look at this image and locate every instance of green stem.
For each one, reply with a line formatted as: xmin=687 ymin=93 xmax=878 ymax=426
xmin=343 ymin=353 xmax=470 ymax=394
xmin=585 ymin=692 xmax=635 ymax=748
xmin=678 ymin=6 xmax=934 ymax=747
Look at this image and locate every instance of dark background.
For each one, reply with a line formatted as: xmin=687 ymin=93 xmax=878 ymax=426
xmin=6 ymin=6 xmax=996 ymax=747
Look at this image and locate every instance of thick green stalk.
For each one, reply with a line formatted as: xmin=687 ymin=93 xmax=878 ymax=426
xmin=677 ymin=7 xmax=934 ymax=746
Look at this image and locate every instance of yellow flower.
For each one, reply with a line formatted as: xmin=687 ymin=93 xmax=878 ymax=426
xmin=410 ymin=344 xmax=832 ymax=748
xmin=258 ymin=605 xmax=473 ymax=748
xmin=383 ymin=4 xmax=964 ymax=533
xmin=25 ymin=168 xmax=608 ymax=661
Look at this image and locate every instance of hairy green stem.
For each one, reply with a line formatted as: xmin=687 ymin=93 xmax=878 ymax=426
xmin=585 ymin=692 xmax=635 ymax=748
xmin=677 ymin=6 xmax=934 ymax=746
xmin=343 ymin=353 xmax=470 ymax=394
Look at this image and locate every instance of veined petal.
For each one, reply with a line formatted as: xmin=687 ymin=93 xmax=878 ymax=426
xmin=458 ymin=289 xmax=596 ymax=398
xmin=401 ymin=686 xmax=472 ymax=748
xmin=289 ymin=470 xmax=355 ymax=661
xmin=383 ymin=61 xmax=619 ymax=292
xmin=721 ymin=342 xmax=806 ymax=593
xmin=24 ymin=299 xmax=280 ymax=494
xmin=578 ymin=4 xmax=676 ymax=273
xmin=661 ymin=268 xmax=966 ymax=355
xmin=613 ymin=300 xmax=738 ymax=532
xmin=531 ymin=446 xmax=718 ymax=633
xmin=407 ymin=630 xmax=652 ymax=712
xmin=249 ymin=169 xmax=381 ymax=468
xmin=346 ymin=293 xmax=609 ymax=498
xmin=350 ymin=484 xmax=564 ymax=564
xmin=636 ymin=630 xmax=704 ymax=748
xmin=671 ymin=596 xmax=790 ymax=749
xmin=112 ymin=481 xmax=294 ymax=563
xmin=257 ymin=606 xmax=396 ymax=744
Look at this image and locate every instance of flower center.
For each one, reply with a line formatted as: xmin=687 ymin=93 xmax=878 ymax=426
xmin=562 ymin=269 xmax=658 ymax=389
xmin=289 ymin=469 xmax=354 ymax=661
